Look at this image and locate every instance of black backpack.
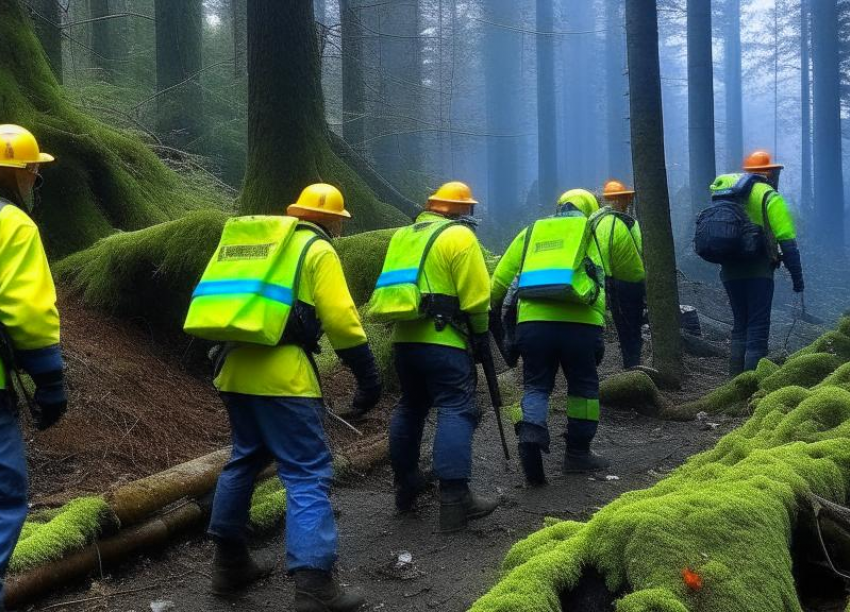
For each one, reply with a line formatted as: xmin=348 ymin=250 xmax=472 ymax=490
xmin=694 ymin=174 xmax=774 ymax=265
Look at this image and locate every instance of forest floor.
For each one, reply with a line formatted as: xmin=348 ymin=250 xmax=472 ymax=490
xmin=22 ymin=276 xmax=840 ymax=611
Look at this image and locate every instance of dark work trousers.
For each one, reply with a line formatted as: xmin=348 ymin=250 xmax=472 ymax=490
xmin=0 ymin=392 xmax=27 ymax=608
xmin=723 ymin=277 xmax=775 ymax=374
xmin=606 ymin=278 xmax=645 ymax=369
xmin=389 ymin=343 xmax=478 ymax=489
xmin=515 ymin=322 xmax=603 ymax=453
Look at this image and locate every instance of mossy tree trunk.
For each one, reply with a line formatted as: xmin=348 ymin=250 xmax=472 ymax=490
xmin=723 ymin=0 xmax=743 ymax=170
xmin=686 ymin=0 xmax=716 ymax=218
xmin=154 ymin=0 xmax=203 ymax=148
xmin=800 ymin=0 xmax=813 ymax=213
xmin=605 ymin=0 xmax=631 ymax=181
xmin=341 ymin=0 xmax=366 ymax=152
xmin=625 ymin=0 xmax=684 ymax=387
xmin=240 ymin=1 xmax=409 ymax=231
xmin=28 ymin=0 xmax=63 ymax=83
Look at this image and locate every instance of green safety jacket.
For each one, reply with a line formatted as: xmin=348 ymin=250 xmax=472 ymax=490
xmin=373 ymin=211 xmax=490 ymax=350
xmin=213 ymin=223 xmax=368 ymax=397
xmin=710 ymin=173 xmax=797 ymax=281
xmin=591 ymin=208 xmax=646 ymax=283
xmin=0 ymin=200 xmax=61 ymax=390
xmin=492 ymin=207 xmax=607 ymax=327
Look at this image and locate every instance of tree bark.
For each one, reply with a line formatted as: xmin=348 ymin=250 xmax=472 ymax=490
xmin=341 ymin=0 xmax=366 ymax=152
xmin=801 ymin=0 xmax=813 ymax=212
xmin=625 ymin=0 xmax=684 ymax=386
xmin=605 ymin=0 xmax=631 ymax=181
xmin=154 ymin=0 xmax=203 ymax=147
xmin=811 ymin=0 xmax=845 ymax=254
xmin=536 ymin=0 xmax=557 ymax=206
xmin=686 ymin=0 xmax=717 ymax=215
xmin=29 ymin=0 xmax=63 ymax=83
xmin=231 ymin=0 xmax=247 ymax=79
xmin=314 ymin=0 xmax=326 ymax=25
xmin=89 ymin=0 xmax=114 ymax=82
xmin=723 ymin=0 xmax=743 ymax=170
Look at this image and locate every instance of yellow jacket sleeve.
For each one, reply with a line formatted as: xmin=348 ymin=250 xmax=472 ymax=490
xmin=0 ymin=205 xmax=60 ymax=350
xmin=765 ymin=192 xmax=797 ymax=242
xmin=491 ymin=228 xmax=526 ymax=307
xmin=445 ymin=225 xmax=490 ymax=334
xmin=307 ymin=242 xmax=367 ymax=351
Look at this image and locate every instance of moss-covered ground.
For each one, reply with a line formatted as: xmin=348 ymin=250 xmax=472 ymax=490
xmin=10 ymin=497 xmax=114 ymax=574
xmin=470 ymin=318 xmax=850 ymax=612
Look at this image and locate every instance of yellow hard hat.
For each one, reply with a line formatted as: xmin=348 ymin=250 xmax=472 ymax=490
xmin=287 ymin=183 xmax=351 ymax=219
xmin=427 ymin=181 xmax=479 ymax=210
xmin=557 ymin=189 xmax=599 ymax=218
xmin=602 ymin=179 xmax=635 ymax=200
xmin=0 ymin=125 xmax=55 ymax=169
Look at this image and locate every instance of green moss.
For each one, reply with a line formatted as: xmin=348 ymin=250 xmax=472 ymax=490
xmin=471 ymin=316 xmax=850 ymax=612
xmin=759 ymin=353 xmax=842 ymax=393
xmin=249 ymin=478 xmax=287 ymax=533
xmin=788 ymin=322 xmax=850 ymax=363
xmin=600 ymin=371 xmax=666 ymax=416
xmin=679 ymin=370 xmax=760 ymax=417
xmin=0 ymin=0 xmax=230 ymax=257
xmin=335 ymin=229 xmax=396 ymax=306
xmin=755 ymin=358 xmax=780 ymax=381
xmin=10 ymin=497 xmax=115 ymax=573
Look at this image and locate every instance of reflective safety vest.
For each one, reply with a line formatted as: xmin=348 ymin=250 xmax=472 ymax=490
xmin=184 ymin=216 xmax=327 ymax=346
xmin=517 ymin=210 xmax=602 ymax=306
xmin=368 ymin=219 xmax=459 ymax=323
xmin=590 ymin=209 xmax=645 ymax=282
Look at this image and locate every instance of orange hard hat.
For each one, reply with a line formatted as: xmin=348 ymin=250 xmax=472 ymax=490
xmin=602 ymin=179 xmax=635 ymax=200
xmin=743 ymin=150 xmax=784 ymax=172
xmin=427 ymin=181 xmax=478 ymax=213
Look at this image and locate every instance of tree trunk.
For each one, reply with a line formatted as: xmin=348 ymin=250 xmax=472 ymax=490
xmin=723 ymin=0 xmax=743 ymax=170
xmin=29 ymin=0 xmax=63 ymax=83
xmin=536 ymin=0 xmax=557 ymax=206
xmin=154 ymin=0 xmax=203 ymax=147
xmin=625 ymin=0 xmax=684 ymax=386
xmin=314 ymin=0 xmax=326 ymax=24
xmin=341 ymin=0 xmax=366 ymax=152
xmin=231 ymin=0 xmax=247 ymax=79
xmin=801 ymin=0 xmax=813 ymax=212
xmin=605 ymin=0 xmax=631 ymax=181
xmin=811 ymin=0 xmax=845 ymax=254
xmin=89 ymin=0 xmax=114 ymax=82
xmin=483 ymin=0 xmax=520 ymax=236
xmin=686 ymin=0 xmax=717 ymax=215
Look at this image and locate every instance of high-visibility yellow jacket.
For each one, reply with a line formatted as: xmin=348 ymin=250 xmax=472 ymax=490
xmin=391 ymin=211 xmax=491 ymax=349
xmin=0 ymin=201 xmax=61 ymax=390
xmin=591 ymin=208 xmax=646 ymax=283
xmin=215 ymin=224 xmax=368 ymax=397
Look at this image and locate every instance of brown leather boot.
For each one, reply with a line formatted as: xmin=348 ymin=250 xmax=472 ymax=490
xmin=210 ymin=538 xmax=274 ymax=596
xmin=293 ymin=569 xmax=366 ymax=612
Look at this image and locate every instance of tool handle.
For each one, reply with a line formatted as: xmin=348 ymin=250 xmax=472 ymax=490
xmin=480 ymin=345 xmax=511 ymax=460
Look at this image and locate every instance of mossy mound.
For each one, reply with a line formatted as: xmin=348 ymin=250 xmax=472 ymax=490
xmin=600 ymin=371 xmax=668 ymax=417
xmin=249 ymin=478 xmax=287 ymax=533
xmin=470 ymin=384 xmax=850 ymax=612
xmin=678 ymin=370 xmax=760 ymax=418
xmin=10 ymin=497 xmax=115 ymax=574
xmin=759 ymin=353 xmax=843 ymax=393
xmin=0 ymin=0 xmax=231 ymax=257
xmin=788 ymin=327 xmax=850 ymax=363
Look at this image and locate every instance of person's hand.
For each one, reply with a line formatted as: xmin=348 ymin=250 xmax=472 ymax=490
xmin=31 ymin=377 xmax=67 ymax=431
xmin=472 ymin=332 xmax=492 ymax=364
xmin=337 ymin=344 xmax=382 ymax=417
xmin=793 ymin=278 xmax=805 ymax=294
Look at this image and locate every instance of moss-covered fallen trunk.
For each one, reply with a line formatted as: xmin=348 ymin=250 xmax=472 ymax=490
xmin=471 ymin=382 xmax=850 ymax=611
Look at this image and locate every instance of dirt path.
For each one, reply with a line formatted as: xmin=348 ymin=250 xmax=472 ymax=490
xmin=31 ymin=383 xmax=738 ymax=612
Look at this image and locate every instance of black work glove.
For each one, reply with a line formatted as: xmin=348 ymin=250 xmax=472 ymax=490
xmin=30 ymin=370 xmax=67 ymax=431
xmin=337 ymin=344 xmax=382 ymax=416
xmin=471 ymin=332 xmax=493 ymax=365
xmin=779 ymin=239 xmax=805 ymax=293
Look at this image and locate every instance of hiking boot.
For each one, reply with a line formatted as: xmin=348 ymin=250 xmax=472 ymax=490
xmin=518 ymin=442 xmax=547 ymax=486
xmin=563 ymin=449 xmax=610 ymax=474
xmin=395 ymin=471 xmax=429 ymax=513
xmin=439 ymin=484 xmax=499 ymax=533
xmin=210 ymin=539 xmax=274 ymax=596
xmin=294 ymin=569 xmax=366 ymax=612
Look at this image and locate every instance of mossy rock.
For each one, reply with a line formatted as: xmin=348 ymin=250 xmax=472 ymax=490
xmin=679 ymin=370 xmax=760 ymax=417
xmin=599 ymin=371 xmax=666 ymax=417
xmin=788 ymin=330 xmax=850 ymax=363
xmin=470 ymin=384 xmax=850 ymax=612
xmin=759 ymin=353 xmax=843 ymax=394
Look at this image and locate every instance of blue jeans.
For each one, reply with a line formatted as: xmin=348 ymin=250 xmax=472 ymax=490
xmin=723 ymin=277 xmax=775 ymax=373
xmin=516 ymin=322 xmax=602 ymax=452
xmin=208 ymin=394 xmax=337 ymax=572
xmin=389 ymin=344 xmax=478 ymax=485
xmin=0 ymin=393 xmax=27 ymax=607
xmin=607 ymin=279 xmax=645 ymax=369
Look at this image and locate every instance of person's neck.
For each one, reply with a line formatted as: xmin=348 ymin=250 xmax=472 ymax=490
xmin=0 ymin=186 xmax=20 ymax=206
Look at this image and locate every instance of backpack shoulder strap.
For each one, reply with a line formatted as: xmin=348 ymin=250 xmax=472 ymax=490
xmin=292 ymin=224 xmax=331 ymax=301
xmin=416 ymin=220 xmax=460 ymax=284
xmin=0 ymin=198 xmax=9 ymax=213
xmin=517 ymin=221 xmax=538 ymax=275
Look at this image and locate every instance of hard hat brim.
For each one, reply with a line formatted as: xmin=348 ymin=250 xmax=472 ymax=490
xmin=743 ymin=163 xmax=784 ymax=171
xmin=603 ymin=190 xmax=635 ymax=199
xmin=427 ymin=197 xmax=479 ymax=206
xmin=0 ymin=152 xmax=55 ymax=169
xmin=287 ymin=203 xmax=352 ymax=219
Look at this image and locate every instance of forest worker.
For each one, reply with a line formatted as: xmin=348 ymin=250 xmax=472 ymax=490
xmin=597 ymin=179 xmax=646 ymax=369
xmin=204 ymin=184 xmax=382 ymax=612
xmin=0 ymin=125 xmax=67 ymax=604
xmin=710 ymin=151 xmax=804 ymax=376
xmin=368 ymin=181 xmax=498 ymax=533
xmin=491 ymin=189 xmax=618 ymax=486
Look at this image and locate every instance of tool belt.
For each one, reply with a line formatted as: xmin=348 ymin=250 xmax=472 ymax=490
xmin=420 ymin=293 xmax=466 ymax=334
xmin=280 ymin=301 xmax=323 ymax=355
